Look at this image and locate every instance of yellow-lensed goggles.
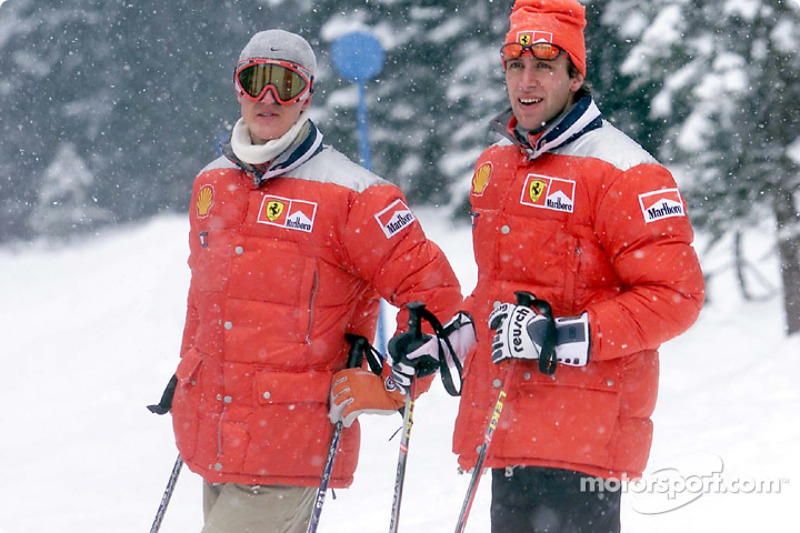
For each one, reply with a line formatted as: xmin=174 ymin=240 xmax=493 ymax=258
xmin=234 ymin=59 xmax=312 ymax=105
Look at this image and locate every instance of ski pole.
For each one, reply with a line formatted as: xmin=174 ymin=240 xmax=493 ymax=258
xmin=149 ymin=454 xmax=183 ymax=533
xmin=453 ymin=360 xmax=515 ymax=533
xmin=454 ymin=291 xmax=550 ymax=533
xmin=307 ymin=334 xmax=369 ymax=533
xmin=388 ymin=301 xmax=426 ymax=533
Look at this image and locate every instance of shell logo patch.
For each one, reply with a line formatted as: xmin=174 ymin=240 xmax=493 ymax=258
xmin=520 ymin=173 xmax=575 ymax=213
xmin=257 ymin=195 xmax=317 ymax=233
xmin=639 ymin=189 xmax=686 ymax=223
xmin=472 ymin=162 xmax=493 ymax=196
xmin=196 ymin=185 xmax=214 ymax=219
xmin=375 ymin=199 xmax=416 ymax=238
xmin=516 ymin=31 xmax=553 ymax=45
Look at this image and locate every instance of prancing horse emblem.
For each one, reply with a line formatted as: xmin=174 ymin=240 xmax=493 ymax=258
xmin=266 ymin=200 xmax=285 ymax=221
xmin=529 ymin=179 xmax=547 ymax=203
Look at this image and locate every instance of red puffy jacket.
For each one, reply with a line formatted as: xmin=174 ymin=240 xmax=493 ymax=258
xmin=454 ymin=101 xmax=705 ymax=480
xmin=172 ymin=123 xmax=462 ymax=488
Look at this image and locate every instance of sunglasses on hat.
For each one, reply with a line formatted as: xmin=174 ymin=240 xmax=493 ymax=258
xmin=500 ymin=42 xmax=565 ymax=66
xmin=234 ymin=59 xmax=313 ymax=105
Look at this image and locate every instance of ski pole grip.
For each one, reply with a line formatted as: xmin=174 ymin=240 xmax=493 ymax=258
xmin=344 ymin=333 xmax=369 ymax=369
xmin=514 ymin=291 xmax=536 ymax=308
xmin=405 ymin=301 xmax=426 ymax=341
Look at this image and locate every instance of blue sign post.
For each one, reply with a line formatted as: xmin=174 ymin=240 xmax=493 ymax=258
xmin=331 ymin=31 xmax=385 ymax=169
xmin=331 ymin=31 xmax=389 ymax=351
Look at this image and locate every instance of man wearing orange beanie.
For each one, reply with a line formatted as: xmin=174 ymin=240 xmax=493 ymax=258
xmin=389 ymin=0 xmax=704 ymax=531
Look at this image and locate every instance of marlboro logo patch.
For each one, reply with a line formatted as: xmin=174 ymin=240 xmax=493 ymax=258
xmin=639 ymin=189 xmax=686 ymax=223
xmin=520 ymin=174 xmax=576 ymax=213
xmin=375 ymin=199 xmax=416 ymax=238
xmin=257 ymin=195 xmax=317 ymax=233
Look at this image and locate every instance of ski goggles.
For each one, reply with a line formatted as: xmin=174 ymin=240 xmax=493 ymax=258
xmin=500 ymin=42 xmax=566 ymax=66
xmin=234 ymin=59 xmax=313 ymax=105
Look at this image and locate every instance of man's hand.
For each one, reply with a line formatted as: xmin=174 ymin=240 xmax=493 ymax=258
xmin=388 ymin=311 xmax=476 ymax=394
xmin=554 ymin=313 xmax=590 ymax=367
xmin=328 ymin=369 xmax=405 ymax=428
xmin=488 ymin=303 xmax=554 ymax=364
xmin=488 ymin=303 xmax=590 ymax=368
xmin=387 ymin=330 xmax=435 ymax=394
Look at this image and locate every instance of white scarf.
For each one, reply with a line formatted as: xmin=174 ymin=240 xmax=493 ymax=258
xmin=230 ymin=110 xmax=311 ymax=165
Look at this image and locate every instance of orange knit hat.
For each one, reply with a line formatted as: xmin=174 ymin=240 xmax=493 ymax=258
xmin=504 ymin=0 xmax=587 ymax=76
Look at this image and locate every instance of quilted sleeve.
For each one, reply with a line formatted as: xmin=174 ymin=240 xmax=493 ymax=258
xmin=341 ymin=183 xmax=463 ymax=334
xmin=587 ymin=163 xmax=705 ymax=360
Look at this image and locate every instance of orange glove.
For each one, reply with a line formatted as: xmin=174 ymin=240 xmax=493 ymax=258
xmin=328 ymin=369 xmax=405 ymax=428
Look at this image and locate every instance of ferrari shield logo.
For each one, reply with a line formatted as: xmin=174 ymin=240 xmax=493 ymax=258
xmin=257 ymin=195 xmax=317 ymax=233
xmin=520 ymin=173 xmax=576 ymax=213
xmin=516 ymin=31 xmax=553 ymax=45
xmin=528 ymin=179 xmax=547 ymax=203
xmin=266 ymin=201 xmax=285 ymax=222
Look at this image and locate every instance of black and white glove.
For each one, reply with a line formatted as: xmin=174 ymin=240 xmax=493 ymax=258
xmin=388 ymin=311 xmax=476 ymax=394
xmin=488 ymin=303 xmax=554 ymax=364
xmin=488 ymin=303 xmax=590 ymax=369
xmin=553 ymin=313 xmax=590 ymax=367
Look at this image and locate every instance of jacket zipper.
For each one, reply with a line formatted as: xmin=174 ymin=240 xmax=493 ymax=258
xmin=306 ymin=269 xmax=318 ymax=344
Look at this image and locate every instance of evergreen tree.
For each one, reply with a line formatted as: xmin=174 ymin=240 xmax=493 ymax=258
xmin=623 ymin=0 xmax=800 ymax=333
xmin=290 ymin=0 xmax=513 ymax=210
xmin=0 ymin=0 xmax=114 ymax=240
xmin=29 ymin=141 xmax=111 ymax=237
xmin=584 ymin=0 xmax=665 ymax=154
xmin=0 ymin=0 xmax=294 ymax=241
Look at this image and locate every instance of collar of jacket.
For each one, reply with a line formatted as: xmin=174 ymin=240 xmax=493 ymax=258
xmin=490 ymin=95 xmax=603 ymax=160
xmin=220 ymin=120 xmax=324 ymax=186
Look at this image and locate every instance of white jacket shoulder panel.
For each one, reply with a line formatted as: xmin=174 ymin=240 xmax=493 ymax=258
xmin=199 ymin=156 xmax=238 ymax=175
xmin=199 ymin=147 xmax=387 ymax=193
xmin=555 ymin=121 xmax=658 ymax=171
xmin=291 ymin=145 xmax=387 ymax=192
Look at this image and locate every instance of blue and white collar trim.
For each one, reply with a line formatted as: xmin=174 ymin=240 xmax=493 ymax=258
xmin=492 ymin=95 xmax=603 ymax=160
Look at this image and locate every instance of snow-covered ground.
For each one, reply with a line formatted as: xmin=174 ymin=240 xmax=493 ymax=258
xmin=1 ymin=210 xmax=797 ymax=532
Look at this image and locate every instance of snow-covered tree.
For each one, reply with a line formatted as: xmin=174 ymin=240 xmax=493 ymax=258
xmin=297 ymin=0 xmax=512 ymax=210
xmin=622 ymin=0 xmax=800 ymax=333
xmin=29 ymin=142 xmax=111 ymax=237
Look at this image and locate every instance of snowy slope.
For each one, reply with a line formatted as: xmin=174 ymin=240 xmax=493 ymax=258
xmin=0 ymin=210 xmax=797 ymax=532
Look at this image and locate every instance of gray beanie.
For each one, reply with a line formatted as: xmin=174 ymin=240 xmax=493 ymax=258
xmin=238 ymin=30 xmax=317 ymax=78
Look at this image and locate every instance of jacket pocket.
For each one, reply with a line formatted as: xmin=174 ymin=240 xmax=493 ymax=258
xmin=494 ymin=361 xmax=622 ymax=468
xmin=175 ymin=348 xmax=203 ymax=384
xmin=244 ymin=370 xmax=337 ymax=479
xmin=254 ymin=370 xmax=331 ymax=405
xmin=496 ymin=383 xmax=619 ymax=468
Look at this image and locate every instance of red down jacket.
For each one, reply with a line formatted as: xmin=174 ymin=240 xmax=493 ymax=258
xmin=172 ymin=123 xmax=462 ymax=488
xmin=454 ymin=100 xmax=705 ymax=480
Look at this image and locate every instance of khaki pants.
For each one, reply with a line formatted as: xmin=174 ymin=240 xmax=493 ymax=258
xmin=201 ymin=481 xmax=316 ymax=533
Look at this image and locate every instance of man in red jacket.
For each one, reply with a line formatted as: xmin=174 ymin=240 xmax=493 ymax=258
xmin=390 ymin=0 xmax=705 ymax=531
xmin=168 ymin=29 xmax=462 ymax=533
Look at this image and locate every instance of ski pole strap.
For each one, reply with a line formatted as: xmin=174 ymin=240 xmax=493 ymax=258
xmin=417 ymin=307 xmax=464 ymax=397
xmin=514 ymin=291 xmax=558 ymax=375
xmin=531 ymin=299 xmax=557 ymax=375
xmin=147 ymin=374 xmax=178 ymax=415
xmin=366 ymin=345 xmax=385 ymax=376
xmin=344 ymin=333 xmax=385 ymax=376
